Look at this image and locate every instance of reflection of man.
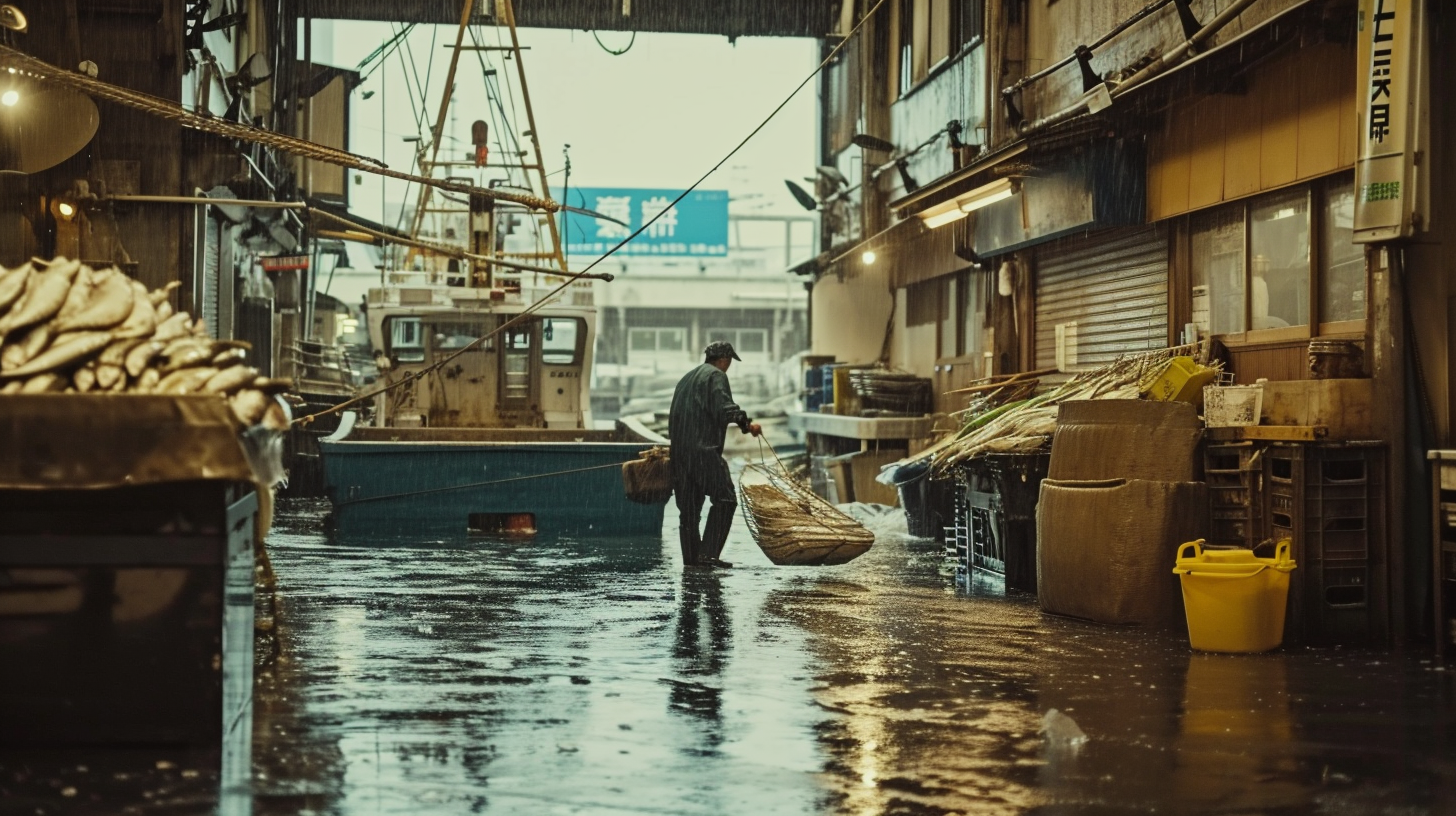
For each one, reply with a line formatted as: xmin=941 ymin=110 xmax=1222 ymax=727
xmin=668 ymin=341 xmax=762 ymax=569
xmin=669 ymin=571 xmax=731 ymax=736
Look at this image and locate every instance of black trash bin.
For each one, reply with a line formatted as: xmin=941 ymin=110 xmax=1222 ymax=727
xmin=893 ymin=461 xmax=951 ymax=540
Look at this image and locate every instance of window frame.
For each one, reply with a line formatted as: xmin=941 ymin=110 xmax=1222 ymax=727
xmin=540 ymin=317 xmax=585 ymax=366
xmin=893 ymin=0 xmax=985 ymax=102
xmin=1191 ymin=178 xmax=1366 ymax=349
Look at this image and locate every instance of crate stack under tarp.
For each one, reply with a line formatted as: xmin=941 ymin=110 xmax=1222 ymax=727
xmin=0 ymin=395 xmax=264 ymax=783
xmin=1036 ymin=400 xmax=1207 ymax=627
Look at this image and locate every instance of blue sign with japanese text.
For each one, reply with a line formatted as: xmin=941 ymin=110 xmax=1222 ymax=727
xmin=557 ymin=187 xmax=729 ymax=257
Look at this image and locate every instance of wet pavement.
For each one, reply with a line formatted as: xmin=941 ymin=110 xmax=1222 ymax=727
xmin=247 ymin=499 xmax=1456 ymax=815
xmin=6 ymin=498 xmax=1456 ymax=815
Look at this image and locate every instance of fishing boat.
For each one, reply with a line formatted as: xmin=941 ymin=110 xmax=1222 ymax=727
xmin=318 ymin=2 xmax=665 ymax=539
xmin=319 ymin=275 xmax=666 ymax=539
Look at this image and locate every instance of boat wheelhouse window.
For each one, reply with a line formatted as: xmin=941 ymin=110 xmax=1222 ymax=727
xmin=387 ymin=317 xmax=425 ymax=363
xmin=431 ymin=321 xmax=489 ymax=351
xmin=541 ymin=317 xmax=583 ymax=365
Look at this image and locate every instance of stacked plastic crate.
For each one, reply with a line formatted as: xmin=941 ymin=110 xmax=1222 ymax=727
xmin=1265 ymin=442 xmax=1388 ymax=646
xmin=1205 ymin=442 xmax=1263 ymax=549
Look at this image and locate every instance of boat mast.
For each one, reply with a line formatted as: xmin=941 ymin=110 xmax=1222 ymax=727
xmin=501 ymin=0 xmax=568 ymax=275
xmin=405 ymin=0 xmax=568 ymax=287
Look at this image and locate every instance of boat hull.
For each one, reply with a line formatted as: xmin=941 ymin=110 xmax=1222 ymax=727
xmin=321 ymin=436 xmax=666 ymax=539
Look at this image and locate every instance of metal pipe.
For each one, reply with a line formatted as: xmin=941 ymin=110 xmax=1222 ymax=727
xmin=1112 ymin=0 xmax=1261 ymax=95
xmin=1000 ymin=0 xmax=1173 ymax=97
xmin=1015 ymin=0 xmax=1261 ymax=136
xmin=107 ymin=194 xmax=307 ymax=209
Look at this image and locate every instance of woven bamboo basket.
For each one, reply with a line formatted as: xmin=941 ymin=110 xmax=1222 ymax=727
xmin=739 ymin=456 xmax=874 ymax=566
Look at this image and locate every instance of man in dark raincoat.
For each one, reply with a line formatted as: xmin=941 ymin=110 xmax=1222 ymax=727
xmin=669 ymin=341 xmax=762 ymax=568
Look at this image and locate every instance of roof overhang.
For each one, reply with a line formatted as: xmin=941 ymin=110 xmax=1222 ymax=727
xmin=301 ymin=0 xmax=841 ymax=39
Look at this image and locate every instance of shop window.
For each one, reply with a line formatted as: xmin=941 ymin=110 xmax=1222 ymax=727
xmin=959 ymin=269 xmax=988 ymax=359
xmin=906 ymin=279 xmax=940 ymax=327
xmin=1320 ymin=175 xmax=1365 ymax=325
xmin=1248 ymin=189 xmax=1310 ymax=330
xmin=541 ymin=317 xmax=582 ymax=366
xmin=1189 ymin=177 xmax=1362 ymax=342
xmin=1192 ymin=208 xmax=1245 ymax=335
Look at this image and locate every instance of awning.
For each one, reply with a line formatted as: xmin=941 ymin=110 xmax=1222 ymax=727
xmin=890 ymin=0 xmax=1320 ymax=219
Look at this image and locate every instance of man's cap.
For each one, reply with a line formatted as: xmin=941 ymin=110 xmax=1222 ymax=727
xmin=704 ymin=341 xmax=741 ymax=362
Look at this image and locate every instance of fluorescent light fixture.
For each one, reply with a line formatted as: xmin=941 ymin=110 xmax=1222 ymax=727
xmin=956 ymin=178 xmax=1016 ymax=213
xmin=861 ymin=250 xmax=877 ymax=265
xmin=919 ymin=202 xmax=968 ymax=230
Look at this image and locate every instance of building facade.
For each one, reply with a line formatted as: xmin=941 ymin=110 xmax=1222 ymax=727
xmin=804 ymin=0 xmax=1455 ymax=644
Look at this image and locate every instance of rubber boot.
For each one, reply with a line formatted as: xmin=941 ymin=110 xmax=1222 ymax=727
xmin=702 ymin=501 xmax=736 ymax=561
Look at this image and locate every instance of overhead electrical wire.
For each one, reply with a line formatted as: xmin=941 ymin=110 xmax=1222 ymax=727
xmin=293 ymin=0 xmax=891 ymax=426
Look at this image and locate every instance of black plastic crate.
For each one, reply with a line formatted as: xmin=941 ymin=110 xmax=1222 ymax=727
xmin=952 ymin=454 xmax=1048 ymax=593
xmin=1262 ymin=443 xmax=1388 ymax=647
xmin=1205 ymin=443 xmax=1263 ymax=548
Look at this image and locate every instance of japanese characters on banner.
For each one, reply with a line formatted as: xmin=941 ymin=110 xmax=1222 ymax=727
xmin=557 ymin=188 xmax=730 ymax=257
xmin=1353 ymin=0 xmax=1427 ymax=243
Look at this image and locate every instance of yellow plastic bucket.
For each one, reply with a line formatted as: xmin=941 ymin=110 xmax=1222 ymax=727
xmin=1172 ymin=539 xmax=1297 ymax=653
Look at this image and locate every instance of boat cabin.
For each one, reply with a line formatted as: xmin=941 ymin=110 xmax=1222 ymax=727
xmin=365 ymin=285 xmax=595 ymax=430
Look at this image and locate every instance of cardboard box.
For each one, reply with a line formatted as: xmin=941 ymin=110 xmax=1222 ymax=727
xmin=1048 ymin=400 xmax=1203 ymax=482
xmin=1259 ymin=378 xmax=1374 ymax=440
xmin=849 ymin=449 xmax=905 ymax=506
xmin=1036 ymin=478 xmax=1208 ymax=627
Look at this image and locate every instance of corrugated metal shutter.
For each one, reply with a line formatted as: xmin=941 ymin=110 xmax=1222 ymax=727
xmin=1033 ymin=226 xmax=1169 ymax=372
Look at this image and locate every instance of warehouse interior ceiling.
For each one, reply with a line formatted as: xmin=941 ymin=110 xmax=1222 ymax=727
xmin=302 ymin=0 xmax=840 ymax=38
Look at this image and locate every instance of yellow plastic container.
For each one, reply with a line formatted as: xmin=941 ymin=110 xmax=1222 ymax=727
xmin=1142 ymin=356 xmax=1218 ymax=405
xmin=1172 ymin=539 xmax=1297 ymax=653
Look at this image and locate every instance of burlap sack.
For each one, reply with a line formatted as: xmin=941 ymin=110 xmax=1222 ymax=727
xmin=621 ymin=447 xmax=672 ymax=504
xmin=1036 ymin=478 xmax=1207 ymax=627
xmin=1048 ymin=400 xmax=1203 ymax=482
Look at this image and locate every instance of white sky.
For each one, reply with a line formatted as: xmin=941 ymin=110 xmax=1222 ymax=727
xmin=319 ymin=22 xmax=820 ymax=238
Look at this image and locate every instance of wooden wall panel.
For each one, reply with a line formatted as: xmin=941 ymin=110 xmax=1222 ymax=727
xmin=1338 ymin=59 xmax=1358 ymax=168
xmin=1223 ymin=99 xmax=1264 ymax=200
xmin=1297 ymin=49 xmax=1344 ymax=180
xmin=1148 ymin=40 xmax=1357 ymax=221
xmin=1259 ymin=54 xmax=1300 ymax=190
xmin=1188 ymin=94 xmax=1227 ymax=210
xmin=1159 ymin=107 xmax=1194 ymax=217
xmin=1226 ymin=341 xmax=1310 ymax=384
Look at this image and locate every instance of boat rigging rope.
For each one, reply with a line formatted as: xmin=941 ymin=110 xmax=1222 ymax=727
xmin=0 ymin=44 xmax=557 ymax=212
xmin=309 ymin=209 xmax=613 ymax=279
xmin=292 ymin=0 xmax=890 ymax=427
xmin=335 ymin=459 xmax=628 ymax=507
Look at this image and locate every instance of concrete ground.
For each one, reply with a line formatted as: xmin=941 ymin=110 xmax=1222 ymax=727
xmin=5 ymin=498 xmax=1453 ymax=815
xmin=250 ymin=499 xmax=1456 ymax=815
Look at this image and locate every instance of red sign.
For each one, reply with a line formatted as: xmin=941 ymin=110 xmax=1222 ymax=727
xmin=261 ymin=255 xmax=309 ymax=272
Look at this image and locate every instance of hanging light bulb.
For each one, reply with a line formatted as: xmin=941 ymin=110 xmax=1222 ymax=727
xmin=861 ymin=250 xmax=877 ymax=265
xmin=0 ymin=90 xmax=17 ymax=107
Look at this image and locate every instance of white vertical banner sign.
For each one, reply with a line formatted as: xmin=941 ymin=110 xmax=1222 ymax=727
xmin=1353 ymin=0 xmax=1428 ymax=243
